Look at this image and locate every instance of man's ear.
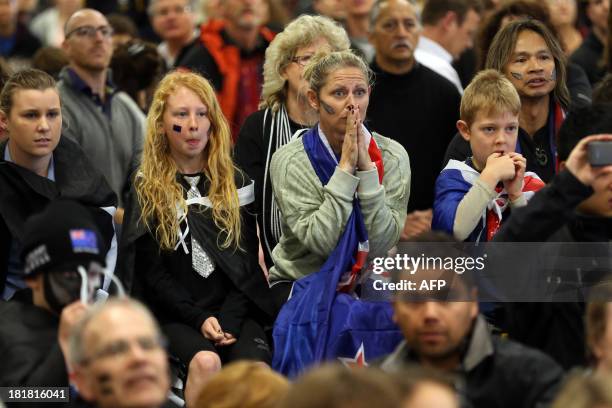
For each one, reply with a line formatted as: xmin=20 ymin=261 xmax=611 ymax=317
xmin=24 ymin=274 xmax=41 ymax=291
xmin=470 ymin=289 xmax=479 ymax=319
xmin=558 ymin=160 xmax=567 ymax=171
xmin=71 ymin=368 xmax=95 ymax=402
xmin=0 ymin=109 xmax=8 ymax=129
xmin=441 ymin=11 xmax=458 ymax=32
xmin=457 ymin=120 xmax=471 ymax=141
xmin=306 ymin=89 xmax=319 ymax=111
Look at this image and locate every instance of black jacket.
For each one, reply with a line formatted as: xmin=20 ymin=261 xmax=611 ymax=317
xmin=0 ymin=138 xmax=117 ymax=297
xmin=379 ymin=316 xmax=563 ymax=408
xmin=117 ymin=170 xmax=275 ymax=336
xmin=495 ymin=170 xmax=612 ymax=369
xmin=570 ymin=32 xmax=606 ymax=86
xmin=1 ymin=22 xmax=41 ymax=59
xmin=234 ymin=108 xmax=308 ymax=269
xmin=0 ymin=292 xmax=67 ymax=388
xmin=367 ymin=61 xmax=461 ymax=211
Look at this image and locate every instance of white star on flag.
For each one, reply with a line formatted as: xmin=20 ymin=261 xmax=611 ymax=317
xmin=338 ymin=342 xmax=368 ymax=368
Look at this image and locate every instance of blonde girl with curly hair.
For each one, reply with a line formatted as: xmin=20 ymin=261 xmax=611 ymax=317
xmin=119 ymin=70 xmax=274 ymax=408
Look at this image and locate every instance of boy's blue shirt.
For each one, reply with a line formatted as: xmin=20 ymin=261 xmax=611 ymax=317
xmin=432 ymin=157 xmax=488 ymax=242
xmin=432 ymin=157 xmax=545 ymax=242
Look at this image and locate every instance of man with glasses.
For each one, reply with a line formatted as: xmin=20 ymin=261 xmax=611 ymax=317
xmin=367 ymin=0 xmax=461 ymax=240
xmin=178 ymin=0 xmax=275 ymax=140
xmin=149 ymin=0 xmax=198 ymax=69
xmin=70 ymin=298 xmax=178 ymax=408
xmin=59 ymin=9 xmax=145 ymax=219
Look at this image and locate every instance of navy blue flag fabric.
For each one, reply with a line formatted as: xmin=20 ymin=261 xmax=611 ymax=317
xmin=272 ymin=126 xmax=403 ymax=378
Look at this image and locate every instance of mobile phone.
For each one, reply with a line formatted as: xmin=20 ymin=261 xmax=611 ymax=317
xmin=588 ymin=141 xmax=612 ymax=166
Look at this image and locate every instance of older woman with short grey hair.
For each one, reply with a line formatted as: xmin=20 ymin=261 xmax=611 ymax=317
xmin=235 ymin=14 xmax=350 ymax=270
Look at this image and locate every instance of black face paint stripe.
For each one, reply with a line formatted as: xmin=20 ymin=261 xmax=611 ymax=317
xmin=510 ymin=72 xmax=523 ymax=80
xmin=320 ymin=100 xmax=336 ymax=115
xmin=172 ymin=124 xmax=182 ymax=133
xmin=97 ymin=373 xmax=114 ymax=396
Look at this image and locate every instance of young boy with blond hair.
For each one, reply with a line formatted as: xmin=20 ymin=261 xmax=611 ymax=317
xmin=433 ymin=69 xmax=545 ymax=242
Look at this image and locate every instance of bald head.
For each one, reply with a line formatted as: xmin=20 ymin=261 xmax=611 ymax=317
xmin=370 ymin=0 xmax=417 ymax=26
xmin=65 ymin=8 xmax=107 ymax=36
xmin=69 ymin=298 xmax=161 ymax=366
xmin=62 ymin=8 xmax=113 ymax=74
xmin=69 ymin=299 xmax=170 ymax=408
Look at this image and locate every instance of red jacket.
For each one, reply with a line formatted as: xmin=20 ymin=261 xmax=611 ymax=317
xmin=199 ymin=20 xmax=275 ymax=134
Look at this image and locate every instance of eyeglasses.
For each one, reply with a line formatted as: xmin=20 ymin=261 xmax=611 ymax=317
xmin=291 ymin=54 xmax=314 ymax=67
xmin=65 ymin=25 xmax=114 ymax=39
xmin=80 ymin=335 xmax=167 ymax=366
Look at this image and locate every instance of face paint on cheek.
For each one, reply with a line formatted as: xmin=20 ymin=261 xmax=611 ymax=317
xmin=549 ymin=69 xmax=557 ymax=82
xmin=97 ymin=373 xmax=114 ymax=396
xmin=320 ymin=100 xmax=336 ymax=115
xmin=172 ymin=124 xmax=182 ymax=133
xmin=510 ymin=72 xmax=523 ymax=81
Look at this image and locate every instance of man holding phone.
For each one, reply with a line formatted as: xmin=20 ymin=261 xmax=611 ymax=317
xmin=495 ymin=103 xmax=612 ymax=369
xmin=0 ymin=200 xmax=112 ymax=388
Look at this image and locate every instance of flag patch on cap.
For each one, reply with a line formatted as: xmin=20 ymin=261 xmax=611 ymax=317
xmin=70 ymin=229 xmax=99 ymax=254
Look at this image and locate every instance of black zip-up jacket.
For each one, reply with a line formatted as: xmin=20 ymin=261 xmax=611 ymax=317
xmin=495 ymin=170 xmax=612 ymax=369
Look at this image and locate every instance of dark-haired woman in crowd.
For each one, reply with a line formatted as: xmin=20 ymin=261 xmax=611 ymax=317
xmin=0 ymin=68 xmax=117 ymax=299
xmin=110 ymin=39 xmax=164 ymax=112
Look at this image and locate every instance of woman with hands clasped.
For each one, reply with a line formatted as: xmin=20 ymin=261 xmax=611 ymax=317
xmin=268 ymin=50 xmax=411 ymax=307
xmin=118 ymin=71 xmax=274 ymax=408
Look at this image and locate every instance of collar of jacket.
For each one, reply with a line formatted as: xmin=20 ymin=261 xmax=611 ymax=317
xmin=0 ymin=137 xmax=116 ymax=207
xmin=381 ymin=315 xmax=494 ymax=373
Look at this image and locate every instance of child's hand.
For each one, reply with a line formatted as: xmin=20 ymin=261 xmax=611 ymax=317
xmin=481 ymin=153 xmax=516 ymax=189
xmin=215 ymin=332 xmax=237 ymax=347
xmin=503 ymin=152 xmax=526 ymax=200
xmin=201 ymin=317 xmax=225 ymax=342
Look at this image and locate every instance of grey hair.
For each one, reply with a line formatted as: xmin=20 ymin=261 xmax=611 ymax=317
xmin=147 ymin=0 xmax=195 ymax=16
xmin=303 ymin=50 xmax=374 ymax=97
xmin=370 ymin=0 xmax=421 ymax=28
xmin=68 ymin=298 xmax=161 ymax=366
xmin=259 ymin=14 xmax=351 ymax=112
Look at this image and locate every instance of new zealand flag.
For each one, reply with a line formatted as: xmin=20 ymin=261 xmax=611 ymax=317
xmin=272 ymin=125 xmax=403 ymax=378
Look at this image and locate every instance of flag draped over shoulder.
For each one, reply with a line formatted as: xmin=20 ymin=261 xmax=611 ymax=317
xmin=272 ymin=126 xmax=403 ymax=378
xmin=432 ymin=159 xmax=545 ymax=242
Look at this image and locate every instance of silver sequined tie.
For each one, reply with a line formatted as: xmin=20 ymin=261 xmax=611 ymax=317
xmin=183 ymin=176 xmax=215 ymax=278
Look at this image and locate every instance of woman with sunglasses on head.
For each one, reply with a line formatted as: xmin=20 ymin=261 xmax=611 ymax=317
xmin=234 ymin=15 xmax=350 ymax=274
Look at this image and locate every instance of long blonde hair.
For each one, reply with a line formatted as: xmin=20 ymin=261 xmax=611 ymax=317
xmin=136 ymin=71 xmax=241 ymax=251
